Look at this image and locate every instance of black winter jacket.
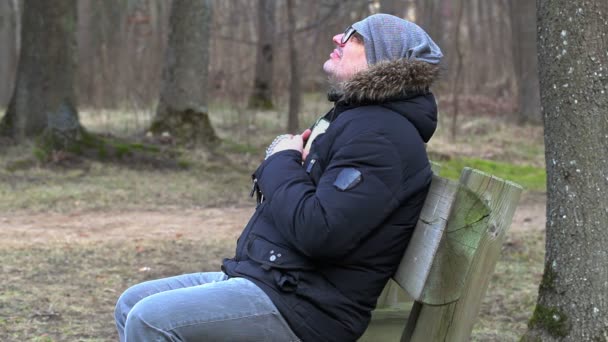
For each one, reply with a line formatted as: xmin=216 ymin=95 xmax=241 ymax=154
xmin=222 ymin=59 xmax=439 ymax=341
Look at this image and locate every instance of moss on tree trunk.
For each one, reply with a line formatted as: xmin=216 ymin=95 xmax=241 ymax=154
xmin=150 ymin=107 xmax=218 ymax=146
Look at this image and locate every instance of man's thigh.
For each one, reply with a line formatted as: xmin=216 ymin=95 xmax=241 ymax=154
xmin=117 ymin=271 xmax=228 ymax=313
xmin=127 ymin=276 xmax=300 ymax=341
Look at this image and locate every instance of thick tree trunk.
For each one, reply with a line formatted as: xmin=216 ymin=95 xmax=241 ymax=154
xmin=509 ymin=0 xmax=541 ymax=125
xmin=522 ymin=1 xmax=608 ymax=341
xmin=0 ymin=0 xmax=81 ymax=145
xmin=248 ymin=0 xmax=275 ymax=109
xmin=151 ymin=0 xmax=218 ymax=146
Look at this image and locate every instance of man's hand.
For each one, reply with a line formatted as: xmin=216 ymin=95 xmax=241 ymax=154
xmin=270 ymin=129 xmax=312 ymax=159
xmin=301 ymin=129 xmax=312 ymax=160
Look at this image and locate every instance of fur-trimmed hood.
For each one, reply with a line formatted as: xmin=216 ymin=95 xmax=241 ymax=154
xmin=339 ymin=59 xmax=440 ymax=105
xmin=329 ymin=59 xmax=439 ymax=143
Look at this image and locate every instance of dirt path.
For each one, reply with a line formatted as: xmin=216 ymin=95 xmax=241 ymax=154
xmin=0 ymin=207 xmax=254 ymax=246
xmin=0 ymin=193 xmax=545 ymax=246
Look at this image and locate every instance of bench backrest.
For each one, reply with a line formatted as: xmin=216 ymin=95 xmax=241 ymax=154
xmin=395 ymin=167 xmax=522 ymax=341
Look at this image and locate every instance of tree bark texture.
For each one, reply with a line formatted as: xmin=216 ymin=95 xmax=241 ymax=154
xmin=0 ymin=0 xmax=19 ymax=107
xmin=449 ymin=0 xmax=465 ymax=141
xmin=77 ymin=0 xmax=128 ymax=108
xmin=522 ymin=1 xmax=608 ymax=341
xmin=286 ymin=0 xmax=300 ymax=133
xmin=509 ymin=0 xmax=541 ymax=124
xmin=0 ymin=0 xmax=80 ymax=143
xmin=249 ymin=0 xmax=275 ymax=109
xmin=151 ymin=0 xmax=218 ymax=146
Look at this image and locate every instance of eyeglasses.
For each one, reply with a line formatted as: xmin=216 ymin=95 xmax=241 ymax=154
xmin=341 ymin=26 xmax=357 ymax=45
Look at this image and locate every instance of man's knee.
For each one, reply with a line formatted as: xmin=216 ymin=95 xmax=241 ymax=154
xmin=115 ymin=283 xmax=147 ymax=326
xmin=124 ymin=296 xmax=172 ymax=338
xmin=124 ymin=300 xmax=153 ymax=329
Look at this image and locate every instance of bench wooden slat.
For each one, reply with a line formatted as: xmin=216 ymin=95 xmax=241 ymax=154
xmin=394 ymin=174 xmax=460 ymax=304
xmin=403 ymin=167 xmax=522 ymax=342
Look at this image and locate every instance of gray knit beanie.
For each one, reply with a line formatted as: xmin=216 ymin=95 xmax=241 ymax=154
xmin=351 ymin=14 xmax=443 ymax=65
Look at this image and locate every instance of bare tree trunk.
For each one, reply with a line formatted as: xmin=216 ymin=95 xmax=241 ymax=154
xmin=468 ymin=0 xmax=487 ymax=92
xmin=380 ymin=0 xmax=406 ymax=17
xmin=450 ymin=0 xmax=465 ymax=141
xmin=415 ymin=0 xmax=443 ymax=48
xmin=286 ymin=0 xmax=300 ymax=133
xmin=0 ymin=0 xmax=81 ymax=146
xmin=496 ymin=0 xmax=515 ymax=99
xmin=522 ymin=1 xmax=608 ymax=341
xmin=249 ymin=0 xmax=275 ymax=109
xmin=0 ymin=0 xmax=19 ymax=106
xmin=150 ymin=0 xmax=218 ymax=146
xmin=77 ymin=0 xmax=128 ymax=108
xmin=509 ymin=0 xmax=541 ymax=125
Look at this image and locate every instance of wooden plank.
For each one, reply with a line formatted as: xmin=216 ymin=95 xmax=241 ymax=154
xmin=359 ymin=313 xmax=411 ymax=341
xmin=360 ymin=287 xmax=413 ymax=341
xmin=377 ymin=161 xmax=442 ymax=307
xmin=376 ymin=279 xmax=413 ymax=309
xmin=418 ymin=184 xmax=491 ymax=304
xmin=430 ymin=161 xmax=441 ymax=174
xmin=405 ymin=168 xmax=523 ymax=342
xmin=394 ymin=175 xmax=460 ymax=303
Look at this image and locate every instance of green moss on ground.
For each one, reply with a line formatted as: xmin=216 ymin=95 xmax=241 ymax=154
xmin=248 ymin=96 xmax=274 ymax=110
xmin=436 ymin=157 xmax=546 ymax=191
xmin=31 ymin=129 xmax=178 ymax=168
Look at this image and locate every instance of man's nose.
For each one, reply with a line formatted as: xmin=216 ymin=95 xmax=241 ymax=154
xmin=333 ymin=34 xmax=344 ymax=46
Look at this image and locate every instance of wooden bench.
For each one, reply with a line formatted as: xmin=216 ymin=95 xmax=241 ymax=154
xmin=359 ymin=167 xmax=523 ymax=342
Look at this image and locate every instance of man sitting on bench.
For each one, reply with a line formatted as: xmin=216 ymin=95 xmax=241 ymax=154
xmin=114 ymin=13 xmax=443 ymax=342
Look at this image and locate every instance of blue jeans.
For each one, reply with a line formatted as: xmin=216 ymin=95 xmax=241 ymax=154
xmin=114 ymin=272 xmax=301 ymax=341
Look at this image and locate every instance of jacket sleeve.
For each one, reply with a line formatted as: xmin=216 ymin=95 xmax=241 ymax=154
xmin=254 ymin=130 xmax=404 ymax=259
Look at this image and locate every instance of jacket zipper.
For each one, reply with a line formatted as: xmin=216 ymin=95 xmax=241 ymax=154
xmin=237 ymin=177 xmax=266 ymax=260
xmin=235 ymin=202 xmax=266 ymax=260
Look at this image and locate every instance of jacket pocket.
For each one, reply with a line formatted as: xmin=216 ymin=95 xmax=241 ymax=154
xmin=246 ymin=235 xmax=315 ymax=271
xmin=246 ymin=235 xmax=315 ymax=292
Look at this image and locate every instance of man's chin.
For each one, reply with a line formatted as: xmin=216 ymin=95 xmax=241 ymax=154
xmin=326 ymin=74 xmax=345 ymax=94
xmin=321 ymin=61 xmax=335 ymax=75
xmin=322 ymin=60 xmax=334 ymax=75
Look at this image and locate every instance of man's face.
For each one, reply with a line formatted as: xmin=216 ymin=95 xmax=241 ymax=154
xmin=323 ymin=27 xmax=368 ymax=83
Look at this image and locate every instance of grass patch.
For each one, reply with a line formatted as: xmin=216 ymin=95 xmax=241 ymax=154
xmin=472 ymin=228 xmax=545 ymax=341
xmin=0 ymin=238 xmax=235 ymax=341
xmin=0 ymin=160 xmax=251 ymax=213
xmin=435 ymin=156 xmax=546 ymax=191
xmin=0 ymin=130 xmax=256 ymax=213
xmin=429 ymin=115 xmax=545 ymax=168
xmin=221 ymin=139 xmax=259 ymax=155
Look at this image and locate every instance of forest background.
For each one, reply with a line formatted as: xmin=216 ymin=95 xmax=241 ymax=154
xmin=0 ymin=0 xmax=559 ymax=341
